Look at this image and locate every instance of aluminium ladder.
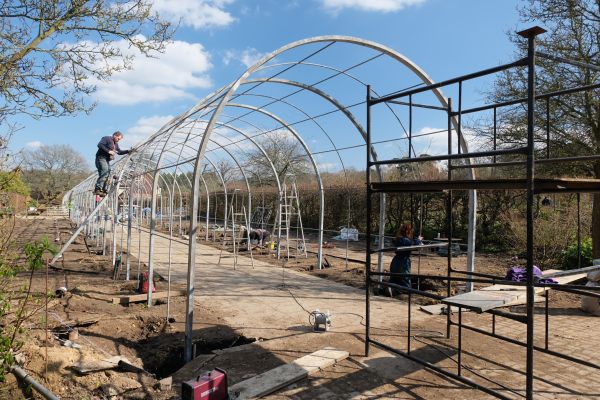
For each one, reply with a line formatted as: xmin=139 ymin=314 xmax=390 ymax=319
xmin=218 ymin=191 xmax=253 ymax=269
xmin=276 ymin=177 xmax=307 ymax=259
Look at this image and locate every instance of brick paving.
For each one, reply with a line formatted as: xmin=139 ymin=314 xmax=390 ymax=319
xmin=122 ymin=227 xmax=600 ymax=399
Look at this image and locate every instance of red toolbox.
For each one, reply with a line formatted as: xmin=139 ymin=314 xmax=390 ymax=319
xmin=181 ymin=368 xmax=229 ymax=400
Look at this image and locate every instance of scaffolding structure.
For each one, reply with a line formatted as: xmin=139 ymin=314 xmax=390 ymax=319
xmin=365 ymin=27 xmax=600 ymax=399
xmin=51 ymin=28 xmax=600 ymax=398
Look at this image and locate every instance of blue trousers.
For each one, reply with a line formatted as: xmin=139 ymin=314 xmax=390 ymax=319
xmin=390 ymin=254 xmax=411 ymax=288
xmin=95 ymin=157 xmax=111 ymax=191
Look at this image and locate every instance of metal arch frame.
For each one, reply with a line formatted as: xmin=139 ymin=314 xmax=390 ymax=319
xmin=206 ymin=122 xmax=283 ymax=248
xmin=180 ymin=35 xmax=480 ymax=362
xmin=227 ymin=102 xmax=326 ymax=261
xmin=59 ymin=35 xmax=481 ymax=366
xmin=239 ymin=77 xmax=389 ymax=272
xmin=211 ymin=119 xmax=282 ymax=196
xmin=209 ymin=116 xmax=285 ymax=238
xmin=146 ymin=118 xmax=256 ymax=305
xmin=245 ymin=36 xmax=477 ymax=283
xmin=50 ymin=149 xmax=138 ymax=266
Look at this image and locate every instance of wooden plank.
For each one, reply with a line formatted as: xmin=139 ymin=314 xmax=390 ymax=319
xmin=111 ymin=289 xmax=186 ymax=305
xmin=229 ymin=347 xmax=349 ymax=400
xmin=371 ymin=177 xmax=600 ymax=194
xmin=444 ymin=291 xmax=511 ymax=312
xmin=444 ymin=270 xmax=588 ymax=313
xmin=503 ymin=295 xmax=546 ymax=307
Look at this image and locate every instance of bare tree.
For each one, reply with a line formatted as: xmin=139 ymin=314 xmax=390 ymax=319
xmin=216 ymin=159 xmax=236 ymax=184
xmin=244 ymin=131 xmax=310 ymax=186
xmin=489 ymin=0 xmax=600 ymax=256
xmin=0 ymin=0 xmax=174 ymax=119
xmin=21 ymin=144 xmax=89 ymax=204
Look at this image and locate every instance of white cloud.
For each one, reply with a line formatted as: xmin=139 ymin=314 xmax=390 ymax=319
xmin=411 ymin=126 xmax=447 ymax=156
xmin=25 ymin=141 xmax=43 ymax=148
xmin=124 ymin=115 xmax=175 ymax=148
xmin=321 ymin=0 xmax=425 ymax=13
xmin=222 ymin=47 xmax=266 ymax=68
xmin=410 ymin=126 xmax=481 ymax=156
xmin=317 ymin=162 xmax=338 ymax=171
xmin=88 ymin=39 xmax=213 ymax=105
xmin=151 ymin=0 xmax=236 ymax=29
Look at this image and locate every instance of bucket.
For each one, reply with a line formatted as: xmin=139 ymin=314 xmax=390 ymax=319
xmin=138 ymin=272 xmax=156 ymax=294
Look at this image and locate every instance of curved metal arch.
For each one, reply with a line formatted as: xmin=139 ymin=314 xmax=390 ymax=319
xmin=239 ymin=62 xmax=419 ymax=162
xmin=204 ymin=127 xmax=274 ymax=230
xmin=240 ymin=77 xmax=383 ymax=178
xmin=226 ymin=102 xmax=325 ymax=239
xmin=63 ymin=36 xmax=486 ymax=362
xmin=244 ymin=35 xmax=469 ymax=153
xmin=205 ymin=147 xmax=252 ymax=219
xmin=201 ymin=117 xmax=284 ymax=236
xmin=240 ymin=36 xmax=477 ymax=289
xmin=228 ymin=92 xmax=350 ymax=182
xmin=210 ymin=119 xmax=282 ymax=193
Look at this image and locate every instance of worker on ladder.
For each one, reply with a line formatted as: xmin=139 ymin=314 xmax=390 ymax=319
xmin=94 ymin=131 xmax=132 ymax=196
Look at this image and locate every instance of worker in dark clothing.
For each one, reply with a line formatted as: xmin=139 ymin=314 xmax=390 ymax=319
xmin=94 ymin=131 xmax=131 ymax=196
xmin=389 ymin=223 xmax=422 ymax=294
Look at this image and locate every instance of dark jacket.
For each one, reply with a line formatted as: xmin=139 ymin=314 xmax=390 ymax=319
xmin=95 ymin=136 xmax=129 ymax=160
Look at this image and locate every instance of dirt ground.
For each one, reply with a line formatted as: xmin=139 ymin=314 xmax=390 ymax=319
xmin=2 ymin=217 xmax=232 ymax=400
xmin=1 ymin=217 xmax=589 ymax=400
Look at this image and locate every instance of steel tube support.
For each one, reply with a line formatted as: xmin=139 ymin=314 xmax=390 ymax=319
xmin=11 ymin=365 xmax=59 ymax=400
xmin=519 ymin=26 xmax=546 ymax=400
xmin=365 ymin=85 xmax=372 ymax=357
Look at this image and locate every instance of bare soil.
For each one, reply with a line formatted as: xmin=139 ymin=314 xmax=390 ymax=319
xmin=2 ymin=217 xmax=583 ymax=399
xmin=2 ymin=217 xmax=238 ymax=400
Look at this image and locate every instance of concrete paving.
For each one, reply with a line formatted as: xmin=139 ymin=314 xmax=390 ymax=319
xmin=116 ymin=226 xmax=600 ymax=399
xmin=122 ymin=227 xmax=427 ymax=342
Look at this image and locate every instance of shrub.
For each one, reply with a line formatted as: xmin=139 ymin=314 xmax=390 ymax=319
xmin=561 ymin=237 xmax=593 ymax=270
xmin=0 ymin=236 xmax=57 ymax=382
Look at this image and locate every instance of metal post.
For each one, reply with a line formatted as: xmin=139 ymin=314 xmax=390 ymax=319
xmin=493 ymin=107 xmax=497 ymax=164
xmin=518 ymin=25 xmax=546 ymax=400
xmin=546 ymin=98 xmax=551 ymax=159
xmin=147 ymin=170 xmax=160 ymax=307
xmin=458 ymin=81 xmax=462 ymax=154
xmin=545 ymin=291 xmax=549 ymax=350
xmin=365 ymin=85 xmax=372 ymax=357
xmin=408 ymin=291 xmax=412 ymax=354
xmin=136 ymin=183 xmax=143 ymax=282
xmin=577 ymin=193 xmax=581 ymax=269
xmin=126 ymin=185 xmax=134 ymax=280
xmin=446 ymin=97 xmax=453 ymax=339
xmin=111 ymin=193 xmax=119 ymax=267
xmin=458 ymin=307 xmax=462 ymax=376
xmin=167 ymin=184 xmax=174 ymax=321
xmin=408 ymin=94 xmax=413 ymax=158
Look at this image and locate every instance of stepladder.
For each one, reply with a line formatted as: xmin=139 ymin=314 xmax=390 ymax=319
xmin=218 ymin=202 xmax=254 ymax=269
xmin=276 ymin=177 xmax=307 ymax=259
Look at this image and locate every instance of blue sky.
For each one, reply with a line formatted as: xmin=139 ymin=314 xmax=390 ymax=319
xmin=11 ymin=0 xmax=527 ymax=168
